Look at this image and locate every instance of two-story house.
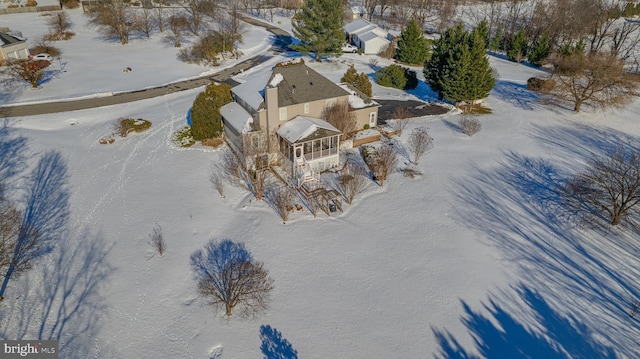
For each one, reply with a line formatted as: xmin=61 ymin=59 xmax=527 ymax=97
xmin=220 ymin=59 xmax=379 ymax=187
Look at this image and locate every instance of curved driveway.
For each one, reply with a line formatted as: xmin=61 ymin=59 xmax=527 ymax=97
xmin=0 ymin=17 xmax=290 ymax=118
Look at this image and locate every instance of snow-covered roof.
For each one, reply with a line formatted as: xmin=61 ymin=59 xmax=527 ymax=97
xmin=220 ymin=102 xmax=253 ymax=134
xmin=359 ymin=31 xmax=390 ymax=44
xmin=231 ymin=68 xmax=272 ymax=111
xmin=344 ymin=19 xmax=372 ymax=34
xmin=277 ymin=116 xmax=341 ymax=143
xmin=337 ymin=83 xmax=378 ymax=109
xmin=269 ymin=73 xmax=284 ymax=87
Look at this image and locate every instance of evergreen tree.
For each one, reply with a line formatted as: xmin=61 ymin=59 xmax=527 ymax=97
xmin=528 ymin=32 xmax=551 ymax=67
xmin=341 ymin=64 xmax=358 ymax=84
xmin=424 ymin=23 xmax=467 ymax=100
xmin=506 ymin=28 xmax=528 ymax=62
xmin=342 ymin=64 xmax=373 ymax=96
xmin=191 ymin=82 xmax=232 ymax=140
xmin=424 ymin=23 xmax=495 ymax=104
xmin=396 ymin=18 xmax=431 ymax=65
xmin=292 ymin=0 xmax=344 ymax=61
xmin=355 ymin=72 xmax=373 ymax=96
xmin=474 ymin=20 xmax=489 ymax=49
xmin=488 ymin=27 xmax=503 ymax=53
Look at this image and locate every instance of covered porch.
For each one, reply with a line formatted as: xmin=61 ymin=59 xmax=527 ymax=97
xmin=276 ymin=116 xmax=341 ymax=185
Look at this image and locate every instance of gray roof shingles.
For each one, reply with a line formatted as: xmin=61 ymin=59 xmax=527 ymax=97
xmin=0 ymin=32 xmax=25 ymax=47
xmin=269 ymin=64 xmax=349 ymax=107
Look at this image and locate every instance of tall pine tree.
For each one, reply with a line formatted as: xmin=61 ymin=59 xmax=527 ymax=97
xmin=424 ymin=23 xmax=467 ymax=100
xmin=528 ymin=32 xmax=551 ymax=67
xmin=396 ymin=18 xmax=431 ymax=65
xmin=191 ymin=83 xmax=232 ymax=140
xmin=424 ymin=23 xmax=495 ymax=104
xmin=506 ymin=28 xmax=528 ymax=63
xmin=292 ymin=0 xmax=344 ymax=61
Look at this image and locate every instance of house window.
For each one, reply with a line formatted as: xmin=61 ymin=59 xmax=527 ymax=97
xmin=369 ymin=112 xmax=376 ymax=126
xmin=325 ymin=98 xmax=337 ymax=107
xmin=304 ymin=103 xmax=310 ymax=114
xmin=279 ymin=107 xmax=287 ymax=121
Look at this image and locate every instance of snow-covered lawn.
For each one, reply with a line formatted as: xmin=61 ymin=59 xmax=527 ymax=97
xmin=1 ymin=9 xmax=639 ymax=359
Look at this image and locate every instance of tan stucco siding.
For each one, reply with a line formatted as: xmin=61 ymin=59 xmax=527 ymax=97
xmin=1 ymin=43 xmax=29 ymax=61
xmin=351 ymin=106 xmax=380 ymax=130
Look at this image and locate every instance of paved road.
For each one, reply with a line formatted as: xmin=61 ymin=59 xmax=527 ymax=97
xmin=0 ymin=17 xmax=292 ymax=118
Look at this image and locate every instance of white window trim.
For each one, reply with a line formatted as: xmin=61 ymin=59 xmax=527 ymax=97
xmin=279 ymin=107 xmax=287 ymax=121
xmin=304 ymin=103 xmax=310 ymax=114
xmin=369 ymin=112 xmax=376 ymax=125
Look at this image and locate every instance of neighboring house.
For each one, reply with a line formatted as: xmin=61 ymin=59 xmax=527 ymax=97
xmin=0 ymin=32 xmax=29 ymax=62
xmin=347 ymin=5 xmax=369 ymax=21
xmin=220 ymin=59 xmax=379 ymax=188
xmin=344 ymin=19 xmax=395 ymax=55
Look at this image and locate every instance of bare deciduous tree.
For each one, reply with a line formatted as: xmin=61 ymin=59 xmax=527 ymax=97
xmin=88 ymin=2 xmax=134 ymax=45
xmin=564 ymin=148 xmax=640 ymax=227
xmin=47 ymin=11 xmax=71 ymax=38
xmin=184 ymin=0 xmax=203 ymax=36
xmin=365 ymin=144 xmax=397 ymax=186
xmin=209 ymin=163 xmax=225 ymax=198
xmin=458 ymin=115 xmax=481 ymax=137
xmin=148 ymin=223 xmax=166 ymax=256
xmin=392 ymin=106 xmax=412 ymax=135
xmin=168 ymin=13 xmax=190 ymax=48
xmin=154 ymin=5 xmax=166 ymax=33
xmin=1 ymin=60 xmax=45 ymax=88
xmin=550 ymin=52 xmax=638 ymax=112
xmin=133 ymin=8 xmax=155 ymax=38
xmin=220 ymin=147 xmax=244 ymax=188
xmin=339 ymin=160 xmax=368 ymax=204
xmin=323 ymin=101 xmax=356 ymax=139
xmin=190 ymin=239 xmax=274 ymax=318
xmin=218 ymin=1 xmax=245 ymax=57
xmin=408 ymin=126 xmax=433 ymax=165
xmin=266 ymin=184 xmax=295 ymax=222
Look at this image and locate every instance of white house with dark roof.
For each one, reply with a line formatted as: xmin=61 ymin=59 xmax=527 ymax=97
xmin=0 ymin=32 xmax=29 ymax=62
xmin=221 ymin=59 xmax=379 ymax=188
xmin=344 ymin=19 xmax=395 ymax=55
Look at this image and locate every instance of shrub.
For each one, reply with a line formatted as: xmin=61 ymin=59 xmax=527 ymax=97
xmin=458 ymin=116 xmax=481 ymax=137
xmin=375 ymin=65 xmax=418 ymax=90
xmin=148 ymin=224 xmax=166 ymax=256
xmin=30 ymin=38 xmax=60 ymax=57
xmin=62 ymin=0 xmax=78 ymax=8
xmin=363 ymin=124 xmax=370 ymax=130
xmin=201 ymin=137 xmax=224 ymax=147
xmin=115 ymin=118 xmax=151 ymax=137
xmin=191 ymin=82 xmax=232 ymax=141
xmin=26 ymin=0 xmax=37 ymax=6
xmin=527 ymin=77 xmax=555 ymax=93
xmin=172 ymin=126 xmax=195 ymax=147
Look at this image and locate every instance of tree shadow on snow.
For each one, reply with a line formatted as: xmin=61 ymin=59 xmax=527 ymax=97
xmin=491 ymin=79 xmax=538 ymax=111
xmin=259 ymin=325 xmax=298 ymax=359
xmin=433 ymin=284 xmax=618 ymax=359
xmin=0 ymin=122 xmax=28 ymax=194
xmin=447 ymin=130 xmax=640 ymax=357
xmin=0 ymin=229 xmax=115 ymax=358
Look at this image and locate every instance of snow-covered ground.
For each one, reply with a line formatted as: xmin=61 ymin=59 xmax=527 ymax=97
xmin=1 ymin=8 xmax=640 ymax=359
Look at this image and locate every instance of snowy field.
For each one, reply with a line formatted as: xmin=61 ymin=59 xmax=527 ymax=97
xmin=1 ymin=8 xmax=640 ymax=359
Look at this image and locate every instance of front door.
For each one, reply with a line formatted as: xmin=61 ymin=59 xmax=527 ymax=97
xmin=295 ymin=145 xmax=302 ymax=160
